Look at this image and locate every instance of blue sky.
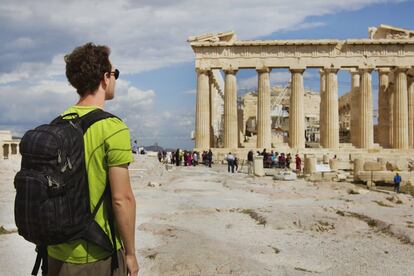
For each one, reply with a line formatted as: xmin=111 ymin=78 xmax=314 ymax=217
xmin=0 ymin=0 xmax=413 ymax=149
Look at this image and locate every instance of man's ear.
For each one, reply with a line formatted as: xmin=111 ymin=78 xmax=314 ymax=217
xmin=101 ymin=72 xmax=110 ymax=88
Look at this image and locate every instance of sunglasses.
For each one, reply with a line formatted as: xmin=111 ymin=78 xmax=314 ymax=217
xmin=109 ymin=69 xmax=120 ymax=80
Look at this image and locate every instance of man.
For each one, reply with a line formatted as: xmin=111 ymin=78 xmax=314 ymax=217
xmin=227 ymin=152 xmax=235 ymax=173
xmin=207 ymin=149 xmax=213 ymax=167
xmin=47 ymin=43 xmax=139 ymax=276
xmin=394 ymin=172 xmax=401 ymax=193
xmin=295 ymin=154 xmax=302 ymax=174
xmin=247 ymin=150 xmax=254 ymax=176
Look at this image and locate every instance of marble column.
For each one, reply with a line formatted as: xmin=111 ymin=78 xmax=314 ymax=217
xmin=388 ymin=81 xmax=395 ymax=148
xmin=378 ymin=68 xmax=390 ymax=148
xmin=223 ymin=69 xmax=238 ymax=149
xmin=324 ymin=68 xmax=339 ymax=149
xmin=256 ymin=67 xmax=271 ymax=149
xmin=319 ymin=70 xmax=326 ymax=147
xmin=357 ymin=68 xmax=374 ymax=149
xmin=289 ymin=68 xmax=305 ymax=149
xmin=350 ymin=70 xmax=360 ymax=147
xmin=393 ymin=68 xmax=409 ymax=149
xmin=209 ymin=76 xmax=217 ymax=148
xmin=408 ymin=76 xmax=414 ymax=148
xmin=195 ymin=69 xmax=210 ymax=149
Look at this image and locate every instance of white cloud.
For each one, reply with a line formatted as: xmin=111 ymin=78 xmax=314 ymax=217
xmin=0 ymin=0 xmax=403 ymax=81
xmin=0 ymin=0 xmax=404 ymax=148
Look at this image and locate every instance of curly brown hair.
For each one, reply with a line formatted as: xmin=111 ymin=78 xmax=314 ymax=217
xmin=64 ymin=43 xmax=112 ymax=97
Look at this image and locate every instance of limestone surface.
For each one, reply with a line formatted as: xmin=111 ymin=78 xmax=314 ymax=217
xmin=1 ymin=156 xmax=414 ymax=275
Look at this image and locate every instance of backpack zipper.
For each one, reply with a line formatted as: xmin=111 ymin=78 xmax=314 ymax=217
xmin=23 ymin=128 xmax=64 ymax=160
xmin=47 ymin=176 xmax=60 ymax=188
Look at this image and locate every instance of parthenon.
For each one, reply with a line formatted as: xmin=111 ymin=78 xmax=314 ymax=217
xmin=188 ymin=24 xmax=414 ymax=152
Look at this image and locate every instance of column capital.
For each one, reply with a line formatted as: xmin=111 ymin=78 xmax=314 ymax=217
xmin=393 ymin=67 xmax=410 ymax=73
xmin=256 ymin=67 xmax=271 ymax=73
xmin=223 ymin=68 xmax=238 ymax=74
xmin=377 ymin=67 xmax=391 ymax=74
xmin=348 ymin=68 xmax=359 ymax=75
xmin=323 ymin=67 xmax=339 ymax=74
xmin=358 ymin=67 xmax=374 ymax=74
xmin=289 ymin=68 xmax=305 ymax=74
xmin=195 ymin=67 xmax=210 ymax=74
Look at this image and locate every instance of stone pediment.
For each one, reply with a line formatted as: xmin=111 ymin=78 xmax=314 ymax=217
xmin=188 ymin=31 xmax=236 ymax=43
xmin=369 ymin=24 xmax=414 ymax=40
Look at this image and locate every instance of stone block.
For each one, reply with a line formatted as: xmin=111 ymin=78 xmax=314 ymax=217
xmin=274 ymin=171 xmax=297 ymax=181
xmin=363 ymin=161 xmax=383 ymax=171
xmin=386 ymin=160 xmax=410 ymax=171
xmin=253 ymin=156 xmax=265 ymax=177
xmin=357 ymin=171 xmax=395 ymax=183
xmin=321 ymin=172 xmax=337 ymax=181
xmin=304 ymin=156 xmax=317 ymax=174
xmin=329 ymin=159 xmax=352 ymax=171
xmin=353 ymin=159 xmax=364 ymax=181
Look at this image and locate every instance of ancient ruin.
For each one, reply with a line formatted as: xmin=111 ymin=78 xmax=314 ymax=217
xmin=0 ymin=130 xmax=19 ymax=159
xmin=239 ymin=86 xmax=320 ymax=148
xmin=188 ymin=24 xmax=414 ymax=154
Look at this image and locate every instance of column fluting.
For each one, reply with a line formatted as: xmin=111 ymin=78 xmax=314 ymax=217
xmin=324 ymin=68 xmax=339 ymax=149
xmin=393 ymin=68 xmax=409 ymax=149
xmin=408 ymin=77 xmax=414 ymax=148
xmin=358 ymin=68 xmax=374 ymax=149
xmin=350 ymin=70 xmax=360 ymax=147
xmin=224 ymin=69 xmax=239 ymax=149
xmin=378 ymin=68 xmax=390 ymax=148
xmin=256 ymin=67 xmax=271 ymax=149
xmin=289 ymin=69 xmax=305 ymax=149
xmin=195 ymin=69 xmax=210 ymax=149
xmin=319 ymin=70 xmax=326 ymax=147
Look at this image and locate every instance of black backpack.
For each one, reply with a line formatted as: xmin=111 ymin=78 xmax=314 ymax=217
xmin=14 ymin=109 xmax=120 ymax=275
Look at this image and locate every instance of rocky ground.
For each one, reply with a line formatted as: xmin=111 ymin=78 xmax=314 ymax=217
xmin=1 ymin=155 xmax=414 ymax=275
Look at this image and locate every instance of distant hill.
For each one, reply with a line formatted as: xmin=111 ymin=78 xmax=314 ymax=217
xmin=143 ymin=143 xmax=183 ymax=152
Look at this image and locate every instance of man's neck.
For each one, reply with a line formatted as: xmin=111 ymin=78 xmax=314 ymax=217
xmin=76 ymin=89 xmax=105 ymax=108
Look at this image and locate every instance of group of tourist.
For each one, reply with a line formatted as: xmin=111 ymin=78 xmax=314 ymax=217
xmin=255 ymin=149 xmax=302 ymax=172
xmin=157 ymin=149 xmax=213 ymax=167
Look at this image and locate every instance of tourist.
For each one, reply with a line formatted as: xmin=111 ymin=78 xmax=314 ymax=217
xmin=227 ymin=152 xmax=235 ymax=173
xmin=166 ymin=151 xmax=171 ymax=164
xmin=278 ymin=153 xmax=286 ymax=169
xmin=286 ymin=153 xmax=292 ymax=169
xmin=394 ymin=172 xmax=401 ymax=193
xmin=179 ymin=149 xmax=184 ymax=165
xmin=193 ymin=151 xmax=198 ymax=166
xmin=175 ymin=149 xmax=180 ymax=166
xmin=247 ymin=150 xmax=254 ymax=175
xmin=183 ymin=151 xmax=188 ymax=166
xmin=202 ymin=151 xmax=206 ymax=165
xmin=47 ymin=43 xmax=138 ymax=275
xmin=157 ymin=150 xmax=162 ymax=162
xmin=262 ymin=148 xmax=267 ymax=167
xmin=207 ymin=149 xmax=213 ymax=167
xmin=234 ymin=156 xmax=239 ymax=172
xmin=295 ymin=154 xmax=302 ymax=173
xmin=131 ymin=140 xmax=138 ymax=154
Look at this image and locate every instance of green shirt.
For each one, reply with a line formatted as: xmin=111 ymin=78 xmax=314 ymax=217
xmin=48 ymin=106 xmax=134 ymax=263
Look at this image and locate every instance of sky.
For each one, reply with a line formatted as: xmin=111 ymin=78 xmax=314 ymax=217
xmin=0 ymin=0 xmax=413 ymax=149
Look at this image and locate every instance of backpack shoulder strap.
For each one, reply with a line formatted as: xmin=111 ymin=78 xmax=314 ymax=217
xmin=80 ymin=109 xmax=120 ymax=133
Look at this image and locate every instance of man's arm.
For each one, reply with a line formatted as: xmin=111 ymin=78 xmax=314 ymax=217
xmin=108 ymin=164 xmax=139 ymax=275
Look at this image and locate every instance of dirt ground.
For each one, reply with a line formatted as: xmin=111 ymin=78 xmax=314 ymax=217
xmin=1 ymin=155 xmax=414 ymax=275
